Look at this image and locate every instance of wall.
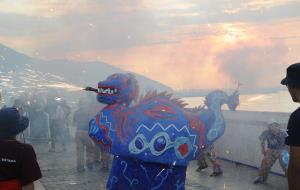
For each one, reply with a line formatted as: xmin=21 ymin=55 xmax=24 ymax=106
xmin=214 ymin=110 xmax=290 ymax=174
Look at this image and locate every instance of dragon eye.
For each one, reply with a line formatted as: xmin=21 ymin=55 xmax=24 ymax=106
xmin=135 ymin=137 xmax=144 ymax=150
xmin=154 ymin=136 xmax=166 ymax=152
xmin=149 ymin=132 xmax=171 ymax=156
xmin=129 ymin=134 xmax=148 ymax=154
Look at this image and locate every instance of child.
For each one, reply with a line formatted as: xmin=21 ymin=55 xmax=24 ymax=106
xmin=0 ymin=107 xmax=42 ymax=190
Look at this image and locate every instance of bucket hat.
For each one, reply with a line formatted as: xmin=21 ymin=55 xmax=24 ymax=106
xmin=281 ymin=63 xmax=300 ymax=86
xmin=0 ymin=107 xmax=29 ymax=140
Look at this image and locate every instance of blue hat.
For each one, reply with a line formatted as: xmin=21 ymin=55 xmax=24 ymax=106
xmin=281 ymin=63 xmax=300 ymax=86
xmin=0 ymin=107 xmax=29 ymax=140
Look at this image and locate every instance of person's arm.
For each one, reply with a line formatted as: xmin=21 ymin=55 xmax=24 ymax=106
xmin=22 ymin=183 xmax=34 ymax=190
xmin=288 ymin=146 xmax=300 ymax=190
xmin=261 ymin=141 xmax=266 ymax=155
xmin=259 ymin=131 xmax=267 ymax=155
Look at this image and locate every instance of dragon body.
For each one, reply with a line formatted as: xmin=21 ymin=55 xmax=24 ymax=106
xmin=88 ymin=73 xmax=239 ymax=190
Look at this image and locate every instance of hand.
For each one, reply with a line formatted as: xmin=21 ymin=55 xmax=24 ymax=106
xmin=261 ymin=149 xmax=266 ymax=156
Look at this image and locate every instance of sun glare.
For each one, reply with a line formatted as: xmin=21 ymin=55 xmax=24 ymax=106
xmin=142 ymin=0 xmax=195 ymax=11
xmin=221 ymin=24 xmax=249 ymax=44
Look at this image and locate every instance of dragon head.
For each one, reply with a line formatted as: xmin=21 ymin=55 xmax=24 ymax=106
xmin=97 ymin=73 xmax=139 ymax=105
xmin=227 ymin=82 xmax=241 ymax=111
xmin=227 ymin=90 xmax=239 ymax=111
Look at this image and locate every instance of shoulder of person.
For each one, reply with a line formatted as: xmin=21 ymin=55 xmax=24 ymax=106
xmin=75 ymin=107 xmax=83 ymax=112
xmin=17 ymin=141 xmax=34 ymax=149
xmin=39 ymin=111 xmax=49 ymax=117
xmin=288 ymin=107 xmax=300 ymax=127
xmin=12 ymin=141 xmax=35 ymax=153
xmin=259 ymin=130 xmax=269 ymax=140
xmin=261 ymin=130 xmax=269 ymax=135
xmin=291 ymin=107 xmax=300 ymax=117
xmin=74 ymin=108 xmax=83 ymax=116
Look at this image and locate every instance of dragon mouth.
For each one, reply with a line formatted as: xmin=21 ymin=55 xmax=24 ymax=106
xmin=98 ymin=86 xmax=118 ymax=95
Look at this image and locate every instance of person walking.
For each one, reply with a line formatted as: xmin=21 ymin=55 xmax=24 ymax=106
xmin=253 ymin=119 xmax=288 ymax=184
xmin=46 ymin=96 xmax=67 ymax=152
xmin=196 ymin=144 xmax=223 ymax=177
xmin=73 ymin=100 xmax=100 ymax=172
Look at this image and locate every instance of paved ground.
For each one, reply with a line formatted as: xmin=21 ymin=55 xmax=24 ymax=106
xmin=33 ymin=141 xmax=288 ymax=190
xmin=34 ymin=181 xmax=45 ymax=190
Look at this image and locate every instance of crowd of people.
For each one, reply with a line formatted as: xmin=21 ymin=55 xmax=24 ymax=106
xmin=0 ymin=63 xmax=299 ymax=190
xmin=4 ymin=90 xmax=109 ymax=170
xmin=11 ymin=91 xmax=71 ymax=152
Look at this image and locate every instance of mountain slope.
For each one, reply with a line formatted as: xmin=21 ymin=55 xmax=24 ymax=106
xmin=0 ymin=44 xmax=172 ymax=103
xmin=0 ymin=44 xmax=38 ymax=71
xmin=34 ymin=59 xmax=172 ymax=92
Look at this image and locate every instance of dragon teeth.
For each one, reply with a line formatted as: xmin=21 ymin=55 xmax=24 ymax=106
xmin=99 ymin=87 xmax=118 ymax=94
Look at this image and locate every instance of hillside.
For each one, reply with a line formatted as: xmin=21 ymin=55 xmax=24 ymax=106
xmin=0 ymin=44 xmax=172 ymax=104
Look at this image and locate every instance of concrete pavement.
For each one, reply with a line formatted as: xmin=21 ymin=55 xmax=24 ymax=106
xmin=33 ymin=141 xmax=288 ymax=190
xmin=35 ymin=181 xmax=45 ymax=190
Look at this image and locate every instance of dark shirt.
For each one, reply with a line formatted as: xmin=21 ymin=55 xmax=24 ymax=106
xmin=73 ymin=107 xmax=93 ymax=131
xmin=285 ymin=107 xmax=300 ymax=146
xmin=259 ymin=129 xmax=287 ymax=150
xmin=0 ymin=140 xmax=42 ymax=185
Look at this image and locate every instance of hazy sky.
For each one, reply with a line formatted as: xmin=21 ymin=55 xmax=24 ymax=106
xmin=1 ymin=0 xmax=300 ymax=90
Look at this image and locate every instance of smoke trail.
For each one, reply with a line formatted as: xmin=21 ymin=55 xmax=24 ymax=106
xmin=37 ymin=82 xmax=84 ymax=92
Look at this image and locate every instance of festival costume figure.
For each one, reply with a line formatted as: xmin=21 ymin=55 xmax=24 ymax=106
xmin=254 ymin=121 xmax=289 ymax=184
xmin=87 ymin=73 xmax=239 ymax=190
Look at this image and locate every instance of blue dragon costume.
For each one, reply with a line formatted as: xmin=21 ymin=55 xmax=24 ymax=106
xmin=87 ymin=73 xmax=239 ymax=190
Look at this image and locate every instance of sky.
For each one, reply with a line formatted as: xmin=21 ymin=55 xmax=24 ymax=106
xmin=0 ymin=0 xmax=300 ymax=90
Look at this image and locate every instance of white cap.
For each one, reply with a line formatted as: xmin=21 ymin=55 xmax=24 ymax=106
xmin=268 ymin=118 xmax=279 ymax=125
xmin=267 ymin=118 xmax=281 ymax=128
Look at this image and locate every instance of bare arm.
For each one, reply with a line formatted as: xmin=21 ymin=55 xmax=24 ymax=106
xmin=22 ymin=183 xmax=34 ymax=190
xmin=259 ymin=131 xmax=267 ymax=155
xmin=288 ymin=146 xmax=300 ymax=190
xmin=260 ymin=141 xmax=266 ymax=155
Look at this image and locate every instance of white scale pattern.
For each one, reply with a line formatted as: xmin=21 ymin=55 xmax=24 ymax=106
xmin=136 ymin=122 xmax=198 ymax=157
